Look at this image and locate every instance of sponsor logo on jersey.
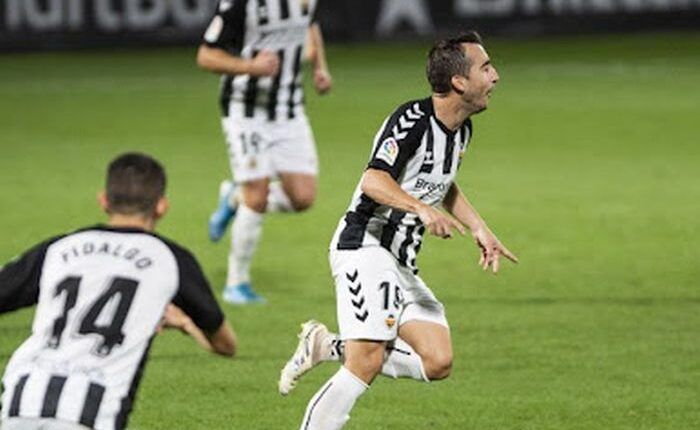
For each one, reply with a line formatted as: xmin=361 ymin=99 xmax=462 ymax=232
xmin=376 ymin=137 xmax=399 ymax=166
xmin=414 ymin=177 xmax=448 ymax=193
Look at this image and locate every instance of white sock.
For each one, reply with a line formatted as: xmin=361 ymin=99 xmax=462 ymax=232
xmin=300 ymin=366 xmax=368 ymax=430
xmin=267 ymin=181 xmax=294 ymax=213
xmin=226 ymin=204 xmax=263 ymax=286
xmin=382 ymin=337 xmax=429 ymax=382
xmin=321 ymin=336 xmax=428 ymax=382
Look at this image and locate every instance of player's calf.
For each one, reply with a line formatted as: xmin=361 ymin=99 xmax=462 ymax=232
xmin=343 ymin=339 xmax=386 ymax=384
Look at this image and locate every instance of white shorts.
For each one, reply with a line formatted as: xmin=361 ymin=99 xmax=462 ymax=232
xmin=221 ymin=110 xmax=319 ymax=183
xmin=330 ymin=247 xmax=448 ymax=341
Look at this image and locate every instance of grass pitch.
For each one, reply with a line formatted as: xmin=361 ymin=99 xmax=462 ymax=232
xmin=1 ymin=32 xmax=699 ymax=429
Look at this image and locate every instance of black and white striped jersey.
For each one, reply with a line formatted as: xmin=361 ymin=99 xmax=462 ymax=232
xmin=331 ymin=97 xmax=473 ymax=273
xmin=0 ymin=225 xmax=224 ymax=430
xmin=202 ymin=0 xmax=321 ymax=121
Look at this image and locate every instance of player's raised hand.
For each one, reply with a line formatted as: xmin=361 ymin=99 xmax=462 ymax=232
xmin=314 ymin=68 xmax=332 ymax=94
xmin=472 ymin=227 xmax=518 ymax=274
xmin=249 ymin=50 xmax=280 ymax=77
xmin=417 ymin=205 xmax=466 ymax=239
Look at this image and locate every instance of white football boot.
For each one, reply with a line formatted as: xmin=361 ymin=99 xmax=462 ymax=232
xmin=278 ymin=320 xmax=332 ymax=395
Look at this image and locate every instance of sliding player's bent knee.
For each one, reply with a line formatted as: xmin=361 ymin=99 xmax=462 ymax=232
xmin=422 ymin=350 xmax=453 ymax=380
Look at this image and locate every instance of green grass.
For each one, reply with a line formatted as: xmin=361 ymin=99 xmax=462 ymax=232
xmin=1 ymin=32 xmax=699 ymax=429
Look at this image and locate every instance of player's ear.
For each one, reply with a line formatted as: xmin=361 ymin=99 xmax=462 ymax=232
xmin=97 ymin=191 xmax=110 ymax=214
xmin=450 ymin=74 xmax=466 ymax=95
xmin=154 ymin=196 xmax=169 ymax=220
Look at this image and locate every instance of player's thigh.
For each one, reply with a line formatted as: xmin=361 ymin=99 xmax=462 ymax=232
xmin=278 ymin=172 xmax=317 ymax=210
xmin=330 ymin=248 xmax=404 ymax=343
xmin=269 ymin=115 xmax=319 ymax=179
xmin=399 ymin=320 xmax=453 ymax=378
xmin=220 ymin=116 xmax=274 ymax=183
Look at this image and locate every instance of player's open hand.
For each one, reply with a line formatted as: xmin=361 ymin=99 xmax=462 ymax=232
xmin=472 ymin=227 xmax=518 ymax=274
xmin=314 ymin=68 xmax=332 ymax=94
xmin=249 ymin=50 xmax=280 ymax=77
xmin=417 ymin=205 xmax=466 ymax=239
xmin=159 ymin=304 xmax=193 ymax=334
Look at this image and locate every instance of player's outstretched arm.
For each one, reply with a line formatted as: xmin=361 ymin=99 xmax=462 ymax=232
xmin=307 ymin=23 xmax=332 ymax=94
xmin=443 ymin=184 xmax=518 ymax=273
xmin=361 ymin=168 xmax=465 ymax=239
xmin=196 ymin=45 xmax=280 ymax=77
xmin=161 ymin=303 xmax=237 ymax=357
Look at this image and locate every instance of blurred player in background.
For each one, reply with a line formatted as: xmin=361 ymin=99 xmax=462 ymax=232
xmin=0 ymin=153 xmax=236 ymax=430
xmin=197 ymin=0 xmax=332 ymax=304
xmin=277 ymin=32 xmax=518 ymax=429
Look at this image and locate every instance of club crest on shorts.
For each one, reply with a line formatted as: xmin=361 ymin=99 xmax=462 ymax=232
xmin=248 ymin=158 xmax=257 ymax=169
xmin=376 ymin=137 xmax=399 ymax=166
xmin=385 ymin=315 xmax=396 ymax=328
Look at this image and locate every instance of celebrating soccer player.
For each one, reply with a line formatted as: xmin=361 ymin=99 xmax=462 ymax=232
xmin=0 ymin=153 xmax=236 ymax=430
xmin=278 ymin=32 xmax=518 ymax=429
xmin=197 ymin=0 xmax=332 ymax=304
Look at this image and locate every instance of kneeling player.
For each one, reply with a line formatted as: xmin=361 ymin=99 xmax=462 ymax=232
xmin=278 ymin=32 xmax=518 ymax=429
xmin=0 ymin=153 xmax=236 ymax=430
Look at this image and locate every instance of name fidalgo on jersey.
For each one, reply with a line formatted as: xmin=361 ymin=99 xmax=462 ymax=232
xmin=332 ymin=97 xmax=473 ymax=273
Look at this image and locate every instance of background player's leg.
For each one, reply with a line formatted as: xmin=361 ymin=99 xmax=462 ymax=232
xmin=224 ymin=178 xmax=269 ymax=304
xmin=299 ymin=340 xmax=382 ymax=430
xmin=397 ymin=320 xmax=453 ymax=380
xmin=275 ymin=172 xmax=317 ymax=212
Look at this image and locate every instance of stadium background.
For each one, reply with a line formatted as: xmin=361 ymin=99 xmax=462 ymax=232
xmin=1 ymin=1 xmax=698 ymax=428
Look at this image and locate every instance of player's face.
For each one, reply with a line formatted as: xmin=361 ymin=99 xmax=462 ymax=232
xmin=461 ymin=43 xmax=499 ymax=113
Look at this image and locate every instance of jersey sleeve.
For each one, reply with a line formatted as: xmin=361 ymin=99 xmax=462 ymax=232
xmin=169 ymin=246 xmax=225 ymax=334
xmin=0 ymin=238 xmax=58 ymax=313
xmin=367 ymin=102 xmax=428 ymax=179
xmin=202 ymin=0 xmax=247 ymax=51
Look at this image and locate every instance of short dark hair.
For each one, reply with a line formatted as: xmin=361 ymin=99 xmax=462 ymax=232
xmin=106 ymin=152 xmax=166 ymax=215
xmin=427 ymin=31 xmax=484 ymax=94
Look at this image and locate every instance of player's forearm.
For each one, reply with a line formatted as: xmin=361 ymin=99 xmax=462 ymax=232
xmin=196 ymin=45 xmax=252 ymax=75
xmin=206 ymin=321 xmax=237 ymax=358
xmin=443 ymin=184 xmax=488 ymax=233
xmin=361 ymin=169 xmax=428 ymax=215
xmin=308 ymin=24 xmax=329 ymax=72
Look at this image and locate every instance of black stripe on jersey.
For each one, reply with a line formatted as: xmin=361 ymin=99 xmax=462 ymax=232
xmin=80 ymin=383 xmax=106 ymax=428
xmin=114 ymin=338 xmax=153 ymax=430
xmin=9 ymin=374 xmax=29 ymax=417
xmin=443 ymin=130 xmax=456 ymax=174
xmin=419 ymin=123 xmax=434 ymax=173
xmin=40 ymin=375 xmax=67 ymax=418
xmin=287 ymin=45 xmax=303 ymax=119
xmin=302 ymin=0 xmax=310 ymax=16
xmin=220 ymin=75 xmax=234 ymax=117
xmin=337 ymin=195 xmax=380 ymax=250
xmin=267 ymin=49 xmax=286 ymax=121
xmin=409 ymin=226 xmax=426 ymax=270
xmin=380 ymin=210 xmax=407 ymax=250
xmin=279 ymin=0 xmax=290 ymax=19
xmin=244 ymin=50 xmax=260 ymax=118
xmin=257 ymin=0 xmax=269 ymax=25
xmin=398 ymin=225 xmax=416 ymax=267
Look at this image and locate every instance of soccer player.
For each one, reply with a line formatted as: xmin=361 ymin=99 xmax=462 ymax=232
xmin=197 ymin=0 xmax=332 ymax=304
xmin=278 ymin=32 xmax=518 ymax=429
xmin=0 ymin=153 xmax=236 ymax=430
